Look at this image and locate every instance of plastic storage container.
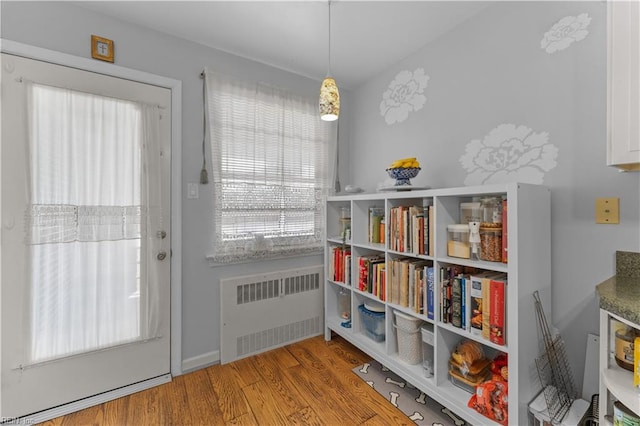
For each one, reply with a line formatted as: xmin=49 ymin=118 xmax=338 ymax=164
xmin=447 ymin=224 xmax=470 ymax=259
xmin=421 ymin=325 xmax=434 ymax=377
xmin=460 ymin=201 xmax=482 ymax=223
xmin=338 ymin=289 xmax=351 ymax=320
xmin=393 ymin=310 xmax=422 ymax=365
xmin=481 ymin=196 xmax=502 ymax=225
xmin=358 ymin=304 xmax=385 ymax=342
xmin=340 ymin=207 xmax=351 ymax=241
xmin=480 ymin=225 xmax=502 ymax=262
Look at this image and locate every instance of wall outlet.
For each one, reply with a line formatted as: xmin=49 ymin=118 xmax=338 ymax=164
xmin=595 ymin=197 xmax=619 ymax=224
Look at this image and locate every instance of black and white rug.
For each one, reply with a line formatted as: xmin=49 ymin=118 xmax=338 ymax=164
xmin=352 ymin=360 xmax=468 ymax=426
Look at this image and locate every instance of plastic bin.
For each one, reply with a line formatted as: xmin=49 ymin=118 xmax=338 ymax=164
xmin=447 ymin=224 xmax=470 ymax=259
xmin=358 ymin=305 xmax=385 ymax=342
xmin=393 ymin=310 xmax=422 ymax=365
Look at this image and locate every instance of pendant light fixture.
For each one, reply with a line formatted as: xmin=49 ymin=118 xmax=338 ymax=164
xmin=319 ymin=0 xmax=339 ymax=121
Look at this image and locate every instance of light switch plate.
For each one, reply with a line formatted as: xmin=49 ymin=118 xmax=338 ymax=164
xmin=595 ymin=197 xmax=619 ymax=224
xmin=187 ymin=182 xmax=199 ymax=199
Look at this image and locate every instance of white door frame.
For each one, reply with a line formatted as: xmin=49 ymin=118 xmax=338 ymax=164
xmin=0 ymin=39 xmax=183 ymax=381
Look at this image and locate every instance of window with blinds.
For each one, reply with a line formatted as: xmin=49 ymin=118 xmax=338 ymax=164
xmin=205 ymin=70 xmax=331 ymax=264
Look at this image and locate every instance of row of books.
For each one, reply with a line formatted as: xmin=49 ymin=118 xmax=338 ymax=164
xmin=439 ymin=267 xmax=507 ymax=346
xmin=358 ymin=254 xmax=386 ymax=300
xmin=387 ymin=258 xmax=429 ymax=314
xmin=328 ymin=246 xmax=351 ymax=285
xmin=333 ymin=250 xmax=506 ymax=346
xmin=388 ymin=204 xmax=434 ymax=256
xmin=368 ymin=207 xmax=385 ymax=244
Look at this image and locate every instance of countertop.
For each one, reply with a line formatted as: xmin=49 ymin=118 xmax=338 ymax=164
xmin=597 ymin=251 xmax=640 ymax=325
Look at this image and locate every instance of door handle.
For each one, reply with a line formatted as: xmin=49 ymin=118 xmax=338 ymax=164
xmin=157 ymin=251 xmax=167 ymax=261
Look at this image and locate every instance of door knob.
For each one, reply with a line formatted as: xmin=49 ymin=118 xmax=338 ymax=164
xmin=157 ymin=251 xmax=167 ymax=261
xmin=157 ymin=230 xmax=167 ymax=239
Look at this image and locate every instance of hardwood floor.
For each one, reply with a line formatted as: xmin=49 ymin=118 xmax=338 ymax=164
xmin=40 ymin=333 xmax=413 ymax=425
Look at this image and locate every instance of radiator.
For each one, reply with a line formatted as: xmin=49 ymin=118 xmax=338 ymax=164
xmin=219 ymin=265 xmax=324 ymax=364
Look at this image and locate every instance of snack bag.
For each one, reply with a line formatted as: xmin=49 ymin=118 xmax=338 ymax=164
xmin=468 ymin=379 xmax=508 ymax=426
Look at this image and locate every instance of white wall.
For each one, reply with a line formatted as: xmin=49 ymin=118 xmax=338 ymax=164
xmin=347 ymin=0 xmax=639 ymax=393
xmin=4 ymin=0 xmax=639 ymax=396
xmin=0 ymin=1 xmax=352 ymax=368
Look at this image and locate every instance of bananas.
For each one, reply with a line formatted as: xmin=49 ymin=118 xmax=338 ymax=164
xmin=388 ymin=157 xmax=420 ymax=169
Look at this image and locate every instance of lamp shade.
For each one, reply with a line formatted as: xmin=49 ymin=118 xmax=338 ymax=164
xmin=319 ymin=77 xmax=340 ymax=121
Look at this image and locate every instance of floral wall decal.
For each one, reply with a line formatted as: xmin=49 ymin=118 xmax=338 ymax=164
xmin=379 ymin=68 xmax=429 ymax=124
xmin=459 ymin=124 xmax=559 ymax=185
xmin=541 ymin=13 xmax=591 ymax=53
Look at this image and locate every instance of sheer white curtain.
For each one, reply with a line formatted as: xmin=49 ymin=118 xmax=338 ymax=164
xmin=204 ymin=70 xmax=335 ymax=264
xmin=25 ymin=82 xmax=161 ymax=364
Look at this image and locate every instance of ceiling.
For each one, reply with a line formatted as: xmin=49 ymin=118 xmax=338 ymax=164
xmin=76 ymin=1 xmax=491 ymax=89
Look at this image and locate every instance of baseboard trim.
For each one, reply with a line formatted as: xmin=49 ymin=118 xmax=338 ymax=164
xmin=181 ymin=350 xmax=220 ymax=373
xmin=17 ymin=374 xmax=172 ymax=424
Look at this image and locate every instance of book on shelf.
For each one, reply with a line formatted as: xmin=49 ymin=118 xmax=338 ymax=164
xmin=368 ymin=207 xmax=385 ymax=244
xmin=358 ymin=254 xmax=384 ymax=294
xmin=425 ymin=266 xmax=435 ymax=320
xmin=428 ymin=204 xmax=434 ymax=256
xmin=462 ymin=275 xmax=470 ymax=330
xmin=489 ymin=275 xmax=507 ymax=346
xmin=422 ymin=205 xmax=429 ymax=256
xmin=408 ymin=259 xmax=428 ymax=313
xmin=330 ymin=246 xmax=350 ymax=283
xmin=469 ymin=273 xmax=484 ymax=336
xmin=481 ymin=274 xmax=492 ymax=340
xmin=502 ymin=198 xmax=508 ymax=263
xmin=451 ymin=275 xmax=463 ymax=328
xmin=439 ymin=266 xmax=463 ymax=323
xmin=400 ymin=259 xmax=410 ymax=307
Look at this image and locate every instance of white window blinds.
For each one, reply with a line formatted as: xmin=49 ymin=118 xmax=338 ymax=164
xmin=204 ymin=70 xmax=333 ymax=263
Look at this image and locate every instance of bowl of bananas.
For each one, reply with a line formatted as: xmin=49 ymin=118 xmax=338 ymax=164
xmin=386 ymin=157 xmax=421 ymax=186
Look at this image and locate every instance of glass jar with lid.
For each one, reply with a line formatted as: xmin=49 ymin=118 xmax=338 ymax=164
xmin=481 ymin=196 xmax=502 ymax=226
xmin=480 ymin=225 xmax=502 ymax=262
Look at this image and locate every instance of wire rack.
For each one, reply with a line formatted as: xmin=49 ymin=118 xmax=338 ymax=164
xmin=533 ymin=291 xmax=578 ymax=424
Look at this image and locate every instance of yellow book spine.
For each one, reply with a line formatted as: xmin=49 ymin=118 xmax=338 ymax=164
xmin=635 ymin=336 xmax=640 ymax=388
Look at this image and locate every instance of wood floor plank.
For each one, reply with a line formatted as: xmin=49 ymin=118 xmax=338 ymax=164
xmin=241 ymin=379 xmax=299 ymax=424
xmin=206 ymin=363 xmax=252 ymax=422
xmin=286 ymin=405 xmax=324 ymax=426
xmin=284 ymin=340 xmax=380 ymax=423
xmin=243 ymin=350 xmax=307 ymax=416
xmin=100 ymin=392 xmax=129 ymax=426
xmin=58 ymin=403 xmax=104 ymax=426
xmin=279 ymin=363 xmax=365 ymax=425
xmin=287 ymin=336 xmax=410 ymax=425
xmin=37 ymin=335 xmax=416 ymax=426
xmin=161 ymin=373 xmax=198 ymax=425
xmin=226 ymin=356 xmax=262 ymax=388
xmin=180 ymin=369 xmax=226 ymax=425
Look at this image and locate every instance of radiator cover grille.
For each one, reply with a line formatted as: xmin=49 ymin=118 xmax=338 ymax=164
xmin=220 ymin=266 xmax=323 ymax=363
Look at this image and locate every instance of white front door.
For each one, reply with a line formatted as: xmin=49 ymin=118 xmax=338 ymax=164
xmin=1 ymin=53 xmax=171 ymax=419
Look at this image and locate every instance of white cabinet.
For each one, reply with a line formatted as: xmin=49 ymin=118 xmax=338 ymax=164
xmin=607 ymin=0 xmax=640 ymax=171
xmin=598 ymin=309 xmax=640 ymax=424
xmin=324 ymin=183 xmax=551 ymax=425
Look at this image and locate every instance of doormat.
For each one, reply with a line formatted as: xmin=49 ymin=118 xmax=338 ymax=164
xmin=353 ymin=360 xmax=467 ymax=426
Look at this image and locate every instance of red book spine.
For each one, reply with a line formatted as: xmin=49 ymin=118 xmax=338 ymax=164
xmin=358 ymin=257 xmax=366 ymax=291
xmin=489 ymin=279 xmax=505 ymax=345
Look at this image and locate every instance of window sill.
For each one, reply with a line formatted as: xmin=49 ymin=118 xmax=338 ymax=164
xmin=206 ymin=248 xmax=322 ymax=267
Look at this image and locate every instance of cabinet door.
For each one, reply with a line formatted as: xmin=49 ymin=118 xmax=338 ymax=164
xmin=607 ymin=0 xmax=640 ymax=170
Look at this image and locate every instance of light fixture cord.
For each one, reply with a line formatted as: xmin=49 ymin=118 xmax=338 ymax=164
xmin=327 ymin=0 xmax=332 ymax=77
xmin=200 ymin=75 xmax=209 ymax=184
